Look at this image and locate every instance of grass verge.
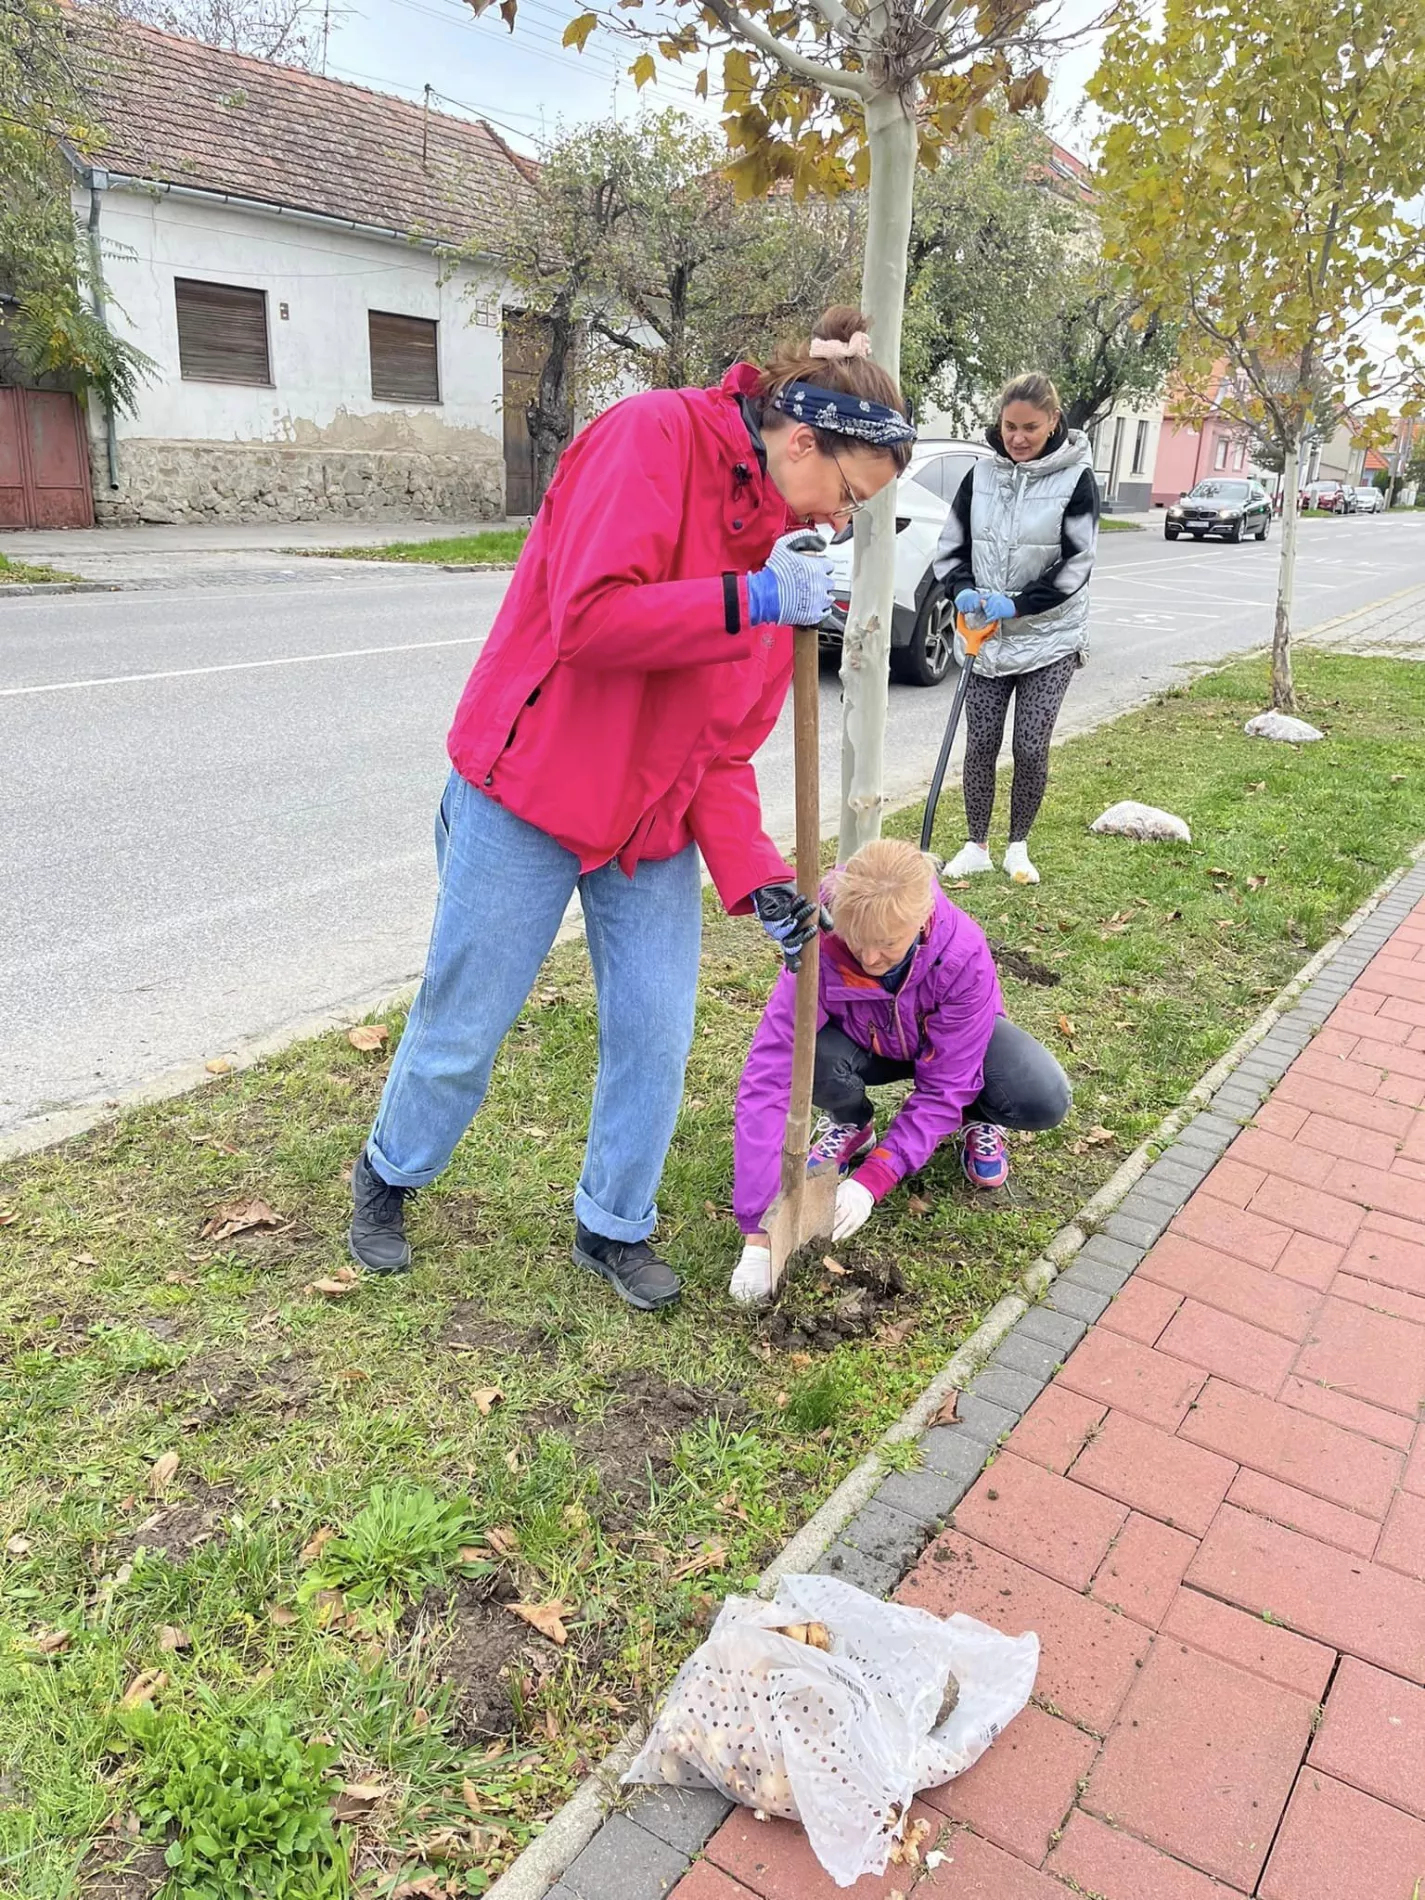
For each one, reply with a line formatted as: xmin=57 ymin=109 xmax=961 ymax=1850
xmin=1098 ymin=517 xmax=1145 ymax=532
xmin=308 ymin=530 xmax=530 ymax=566
xmin=3 ymin=651 xmax=1424 ymax=1895
xmin=0 ymin=552 xmax=80 ymax=584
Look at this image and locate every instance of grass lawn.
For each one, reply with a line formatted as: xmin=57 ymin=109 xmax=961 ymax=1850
xmin=1098 ymin=517 xmax=1145 ymax=532
xmin=0 ymin=551 xmax=79 ymax=584
xmin=3 ymin=651 xmax=1424 ymax=1896
xmin=310 ymin=530 xmax=530 ymax=566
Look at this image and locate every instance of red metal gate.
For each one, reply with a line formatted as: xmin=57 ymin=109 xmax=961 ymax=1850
xmin=0 ymin=387 xmax=95 ymax=530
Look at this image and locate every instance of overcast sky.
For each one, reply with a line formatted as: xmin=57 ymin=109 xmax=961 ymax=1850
xmin=320 ymin=0 xmax=1110 ymax=158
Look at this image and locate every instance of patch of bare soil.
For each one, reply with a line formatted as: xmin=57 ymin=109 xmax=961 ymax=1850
xmin=438 ymin=1300 xmax=551 ymax=1359
xmin=405 ymin=1574 xmax=559 ymax=1743
xmin=110 ymin=1478 xmax=237 ymax=1564
xmin=158 ymin=1349 xmax=315 ymax=1429
xmin=988 ymin=940 xmax=1061 ymax=987
xmin=77 ymin=1838 xmax=168 ymax=1898
xmin=761 ymin=1256 xmax=912 ymax=1354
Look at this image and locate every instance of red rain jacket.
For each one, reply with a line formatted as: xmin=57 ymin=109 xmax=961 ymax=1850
xmin=447 ymin=363 xmax=796 ymax=910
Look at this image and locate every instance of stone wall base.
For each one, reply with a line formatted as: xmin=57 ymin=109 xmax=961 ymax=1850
xmin=91 ymin=437 xmax=504 ymax=526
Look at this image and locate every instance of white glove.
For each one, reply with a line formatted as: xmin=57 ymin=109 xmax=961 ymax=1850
xmin=729 ymin=1241 xmax=773 ymax=1307
xmin=832 ymin=1177 xmax=874 ymax=1242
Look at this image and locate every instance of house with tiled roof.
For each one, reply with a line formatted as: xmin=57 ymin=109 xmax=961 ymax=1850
xmin=61 ymin=19 xmax=541 ymax=526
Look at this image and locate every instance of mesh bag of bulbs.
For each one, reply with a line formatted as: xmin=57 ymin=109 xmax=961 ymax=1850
xmin=623 ymin=1573 xmax=1038 ymax=1887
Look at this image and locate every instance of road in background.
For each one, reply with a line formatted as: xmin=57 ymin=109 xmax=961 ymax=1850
xmin=3 ymin=513 xmax=1422 ymax=1139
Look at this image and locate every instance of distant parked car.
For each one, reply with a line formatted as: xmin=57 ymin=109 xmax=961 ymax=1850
xmin=1300 ymin=481 xmax=1350 ymax=513
xmin=819 ymin=437 xmax=992 ymax=686
xmin=1348 ymin=484 xmax=1385 ymax=514
xmin=1164 ymin=478 xmax=1273 ymax=542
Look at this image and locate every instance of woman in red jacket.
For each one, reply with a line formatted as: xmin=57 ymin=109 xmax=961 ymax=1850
xmin=348 ymin=305 xmax=914 ymax=1311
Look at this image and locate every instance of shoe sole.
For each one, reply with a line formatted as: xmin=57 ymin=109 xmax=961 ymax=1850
xmin=347 ymin=1228 xmax=412 ymax=1275
xmin=572 ymin=1243 xmax=681 ymax=1311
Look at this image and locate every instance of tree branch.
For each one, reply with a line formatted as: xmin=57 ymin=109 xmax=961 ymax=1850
xmin=699 ymin=0 xmax=873 ymax=98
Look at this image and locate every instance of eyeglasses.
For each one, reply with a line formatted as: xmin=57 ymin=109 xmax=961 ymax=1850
xmin=830 ymin=448 xmax=869 ymax=521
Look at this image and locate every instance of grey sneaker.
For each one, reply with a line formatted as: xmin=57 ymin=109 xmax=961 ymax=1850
xmin=572 ymin=1222 xmax=681 ymax=1311
xmin=348 ymin=1149 xmax=413 ymax=1274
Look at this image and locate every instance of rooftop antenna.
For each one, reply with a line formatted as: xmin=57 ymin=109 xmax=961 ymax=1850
xmin=423 ymin=81 xmax=432 ymax=165
xmin=320 ymin=0 xmax=331 ymax=74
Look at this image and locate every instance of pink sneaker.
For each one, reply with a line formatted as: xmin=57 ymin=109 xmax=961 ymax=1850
xmin=962 ymin=1122 xmax=1009 ymax=1189
xmin=808 ymin=1115 xmax=875 ymax=1173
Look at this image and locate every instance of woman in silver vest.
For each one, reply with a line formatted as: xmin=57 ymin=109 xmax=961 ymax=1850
xmin=933 ymin=372 xmax=1100 ymax=886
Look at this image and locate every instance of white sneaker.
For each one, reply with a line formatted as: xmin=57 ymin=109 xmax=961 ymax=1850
xmin=729 ymin=1240 xmax=774 ymax=1307
xmin=945 ymin=841 xmax=994 ymax=878
xmin=1003 ymin=841 xmax=1040 ymax=884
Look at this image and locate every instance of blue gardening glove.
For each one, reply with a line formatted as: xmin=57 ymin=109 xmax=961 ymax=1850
xmin=954 ymin=587 xmax=983 ymax=615
xmin=982 ymin=590 xmax=1016 ymax=622
xmin=746 ymin=533 xmax=835 ymax=628
xmin=752 ymin=883 xmax=834 ymax=972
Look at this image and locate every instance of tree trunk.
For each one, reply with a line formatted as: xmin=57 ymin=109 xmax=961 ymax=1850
xmin=838 ymin=86 xmax=916 ymax=861
xmin=527 ymin=296 xmax=578 ymax=508
xmin=1271 ymin=434 xmax=1300 ymax=713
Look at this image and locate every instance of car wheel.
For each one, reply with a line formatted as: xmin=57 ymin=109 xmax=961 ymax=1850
xmin=1228 ymin=519 xmax=1243 ymax=543
xmin=891 ymin=585 xmax=956 ymax=687
xmin=1256 ymin=517 xmax=1269 ymax=541
xmin=1165 ymin=526 xmax=1179 ymax=540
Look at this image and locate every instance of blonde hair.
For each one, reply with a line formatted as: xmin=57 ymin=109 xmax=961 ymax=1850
xmin=831 ymin=839 xmax=936 ymax=952
xmin=998 ymin=372 xmax=1061 ymax=420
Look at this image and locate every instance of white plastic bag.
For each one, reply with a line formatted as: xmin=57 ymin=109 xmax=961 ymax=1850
xmin=622 ymin=1574 xmax=1038 ymax=1888
xmin=1090 ymin=800 xmax=1192 ymax=843
xmin=1244 ymin=711 xmax=1323 ymax=743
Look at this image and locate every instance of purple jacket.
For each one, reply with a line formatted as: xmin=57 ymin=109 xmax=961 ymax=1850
xmin=733 ymin=886 xmax=1004 ymax=1233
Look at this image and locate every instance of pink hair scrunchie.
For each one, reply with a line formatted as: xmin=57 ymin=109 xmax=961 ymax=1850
xmin=808 ymin=333 xmax=873 ymax=360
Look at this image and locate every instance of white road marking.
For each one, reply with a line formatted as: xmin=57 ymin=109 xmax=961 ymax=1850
xmin=0 ymin=635 xmax=484 ymax=700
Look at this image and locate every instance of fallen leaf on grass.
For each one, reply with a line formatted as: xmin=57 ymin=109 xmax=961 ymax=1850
xmin=34 ymin=1629 xmax=71 ymax=1655
xmin=1085 ymin=1125 xmax=1114 ymax=1146
xmin=906 ymin=1193 xmax=932 ymax=1217
xmin=1208 ymin=865 xmax=1232 ymax=880
xmin=268 ymin=1603 xmax=298 ymax=1627
xmin=821 ymin=1255 xmax=848 ymax=1277
xmin=347 ymin=1024 xmax=390 ymax=1052
xmin=934 ymin=1392 xmax=959 ymax=1425
xmin=330 ymin=1782 xmax=385 ymax=1822
xmin=1246 ymin=874 xmax=1269 ymax=890
xmin=309 ymin=1268 xmax=361 ymax=1297
xmin=789 ymin=1351 xmax=812 ymax=1368
xmin=472 ymin=1387 xmax=504 ymax=1416
xmin=1164 ymin=908 xmax=1182 ymax=923
xmin=119 ymin=1670 xmax=167 ymax=1711
xmin=334 ymin=1367 xmax=370 ymax=1384
xmin=6 ymin=1535 xmax=32 ymax=1557
xmin=163 ymin=1269 xmax=197 ymax=1287
xmin=948 ymin=879 xmax=971 ymax=890
xmin=508 ymin=1601 xmax=572 ymax=1645
xmin=671 ymin=1545 xmax=728 ymax=1583
xmin=147 ymin=1451 xmax=180 ymax=1498
xmin=877 ymin=1318 xmax=916 ymax=1349
xmin=391 ymin=1880 xmax=445 ymax=1900
xmin=458 ymin=1545 xmax=493 ymax=1566
xmin=0 ymin=1206 xmax=18 ymax=1228
xmin=487 ymin=1526 xmax=520 ymax=1557
xmin=158 ymin=1625 xmax=191 ymax=1652
xmin=204 ymin=1057 xmax=232 ymax=1075
xmin=462 ymin=1778 xmax=483 ymax=1815
xmin=1056 ymin=1014 xmax=1076 ymax=1042
xmin=300 ymin=1526 xmax=338 ymax=1564
xmin=201 ymin=1198 xmax=283 ymax=1243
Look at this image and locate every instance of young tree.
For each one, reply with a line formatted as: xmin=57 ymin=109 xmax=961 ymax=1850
xmin=109 ymin=0 xmax=339 ymax=69
xmin=466 ymin=0 xmax=1071 ymax=857
xmin=1090 ymin=0 xmax=1425 ymax=713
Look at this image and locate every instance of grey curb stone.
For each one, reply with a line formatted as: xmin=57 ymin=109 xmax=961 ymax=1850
xmin=875 ymin=1465 xmax=967 ymax=1526
xmin=627 ymin=1787 xmax=733 ymax=1856
xmin=1144 ymin=1155 xmax=1211 ymax=1191
xmin=1076 ymin=1233 xmax=1143 ymax=1273
xmin=918 ymin=1425 xmax=993 ymax=1485
xmin=1065 ymin=1255 xmax=1133 ymax=1295
xmin=1048 ymin=1278 xmax=1112 ymax=1324
xmin=1132 ymin=1173 xmax=1189 ymax=1211
xmin=1016 ymin=1305 xmax=1087 ymax=1353
xmin=1178 ymin=1112 xmax=1238 ymax=1149
xmin=840 ymin=1498 xmax=929 ymax=1571
xmin=562 ymin=1813 xmax=689 ymax=1900
xmin=1109 ymin=1198 xmax=1173 ymax=1243
xmin=952 ymin=1391 xmax=1021 ymax=1445
xmin=813 ymin=1539 xmax=902 ymax=1596
xmin=968 ymin=1364 xmax=1044 ymax=1415
xmin=992 ymin=1330 xmax=1062 ymax=1382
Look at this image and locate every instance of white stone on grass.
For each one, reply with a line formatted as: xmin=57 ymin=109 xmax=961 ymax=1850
xmin=1244 ymin=711 xmax=1324 ymax=743
xmin=1089 ymin=801 xmax=1192 ymax=843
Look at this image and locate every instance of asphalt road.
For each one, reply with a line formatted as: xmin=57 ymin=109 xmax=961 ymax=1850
xmin=3 ymin=513 xmax=1423 ymax=1141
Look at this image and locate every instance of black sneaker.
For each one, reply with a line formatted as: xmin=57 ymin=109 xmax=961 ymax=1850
xmin=348 ymin=1149 xmax=413 ymax=1274
xmin=572 ymin=1221 xmax=681 ymax=1311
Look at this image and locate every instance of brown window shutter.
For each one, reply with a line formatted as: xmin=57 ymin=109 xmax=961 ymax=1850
xmin=369 ymin=311 xmax=440 ymax=404
xmin=174 ymin=279 xmax=272 ymax=385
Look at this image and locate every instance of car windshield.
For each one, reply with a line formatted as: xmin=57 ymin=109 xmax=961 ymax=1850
xmin=1188 ymin=481 xmax=1251 ymax=500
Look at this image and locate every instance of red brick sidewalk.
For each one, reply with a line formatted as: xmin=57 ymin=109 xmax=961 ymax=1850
xmin=673 ymin=900 xmax=1425 ymax=1900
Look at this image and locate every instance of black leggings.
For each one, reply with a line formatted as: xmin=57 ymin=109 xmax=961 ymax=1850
xmin=814 ymin=1016 xmax=1072 ymax=1132
xmin=963 ymin=655 xmax=1077 ymax=844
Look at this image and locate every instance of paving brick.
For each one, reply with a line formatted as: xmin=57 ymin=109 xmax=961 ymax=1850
xmin=1067 ymin=1246 xmax=1137 ymax=1289
xmin=1309 ymin=1655 xmax=1425 ymax=1822
xmin=1169 ymin=1195 xmax=1292 ymax=1269
xmin=1407 ymin=1430 xmax=1425 ymax=1497
xmin=1277 ymin=1070 xmax=1415 ymax=1135
xmin=1178 ymin=1379 xmax=1403 ymax=1516
xmin=1327 ymin=1005 xmax=1407 ymax=1045
xmin=1071 ymin=1408 xmax=1235 ymax=1535
xmin=841 ymin=1498 xmax=929 ymax=1572
xmin=968 ymin=1364 xmax=1043 ymax=1415
xmin=874 ymin=1465 xmax=966 ymax=1529
xmin=1249 ymin=1174 xmax=1366 ymax=1247
xmin=1294 ymin=1295 xmax=1425 ymax=1417
xmin=1328 ymin=1156 xmax=1425 ymax=1225
xmin=1299 ymin=1112 xmax=1403 ymax=1169
xmin=1091 ymin=1512 xmax=1197 ymax=1627
xmin=667 ymin=1865 xmax=756 ymax=1900
xmin=1115 ymin=1192 xmax=1177 ymax=1237
xmin=1083 ymin=1640 xmax=1314 ymax=1890
xmin=1155 ymin=1299 xmax=1297 ymax=1396
xmin=1380 ymin=992 xmax=1425 ymax=1030
xmin=1287 ymin=1048 xmax=1390 ymax=1099
xmin=953 ymin=1453 xmax=1127 ymax=1590
xmin=1375 ymin=1487 xmax=1425 ymax=1581
xmin=1258 ymin=1769 xmax=1425 ymax=1900
xmin=1161 ymin=1588 xmax=1335 ymax=1701
xmin=953 ymin=1391 xmax=1021 ymax=1446
xmin=812 ymin=1541 xmax=900 ymax=1597
xmin=1227 ymin=1467 xmax=1379 ymax=1557
xmin=1227 ymin=1125 xmax=1335 ymax=1189
xmin=921 ymin=1701 xmax=1096 ymax=1862
xmin=564 ymin=1813 xmax=691 ymax=1900
xmin=1356 ymin=1035 xmax=1425 ymax=1079
xmin=992 ymin=1328 xmax=1064 ymax=1383
xmin=1132 ymin=1176 xmax=1194 ymax=1216
xmin=1282 ymin=1365 xmax=1418 ymax=1448
xmin=1047 ymin=1278 xmax=1111 ymax=1325
xmin=1273 ymin=1231 xmax=1344 ymax=1291
xmin=1006 ymin=1383 xmax=1106 ymax=1475
xmin=1047 ymin=1809 xmax=1247 ymax=1900
xmin=1015 ymin=1305 xmax=1088 ymax=1354
xmin=913 ymin=1827 xmax=1067 ymax=1898
xmin=1140 ymin=1233 xmax=1323 ymax=1339
xmin=1099 ymin=1275 xmax=1183 ymax=1346
xmin=630 ymin=1788 xmax=735 ymax=1856
xmin=703 ymin=1802 xmax=937 ymax=1900
xmin=898 ymin=1532 xmax=1151 ymax=1733
xmin=1342 ymin=1220 xmax=1425 ymax=1299
xmin=1186 ymin=1505 xmax=1425 ymax=1683
xmin=1177 ymin=1112 xmax=1239 ymax=1152
xmin=918 ymin=1426 xmax=992 ymax=1487
xmin=1056 ymin=1329 xmax=1205 ymax=1432
xmin=1250 ymin=1098 xmax=1309 ymax=1139
xmin=1104 ymin=1210 xmax=1170 ymax=1251
xmin=1198 ymin=1156 xmax=1268 ymax=1207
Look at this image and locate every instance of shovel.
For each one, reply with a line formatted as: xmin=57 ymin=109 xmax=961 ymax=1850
xmin=919 ymin=612 xmax=1000 ymax=856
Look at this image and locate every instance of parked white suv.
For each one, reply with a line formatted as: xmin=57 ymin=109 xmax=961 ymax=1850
xmin=1349 ymin=484 xmax=1385 ymax=514
xmin=819 ymin=437 xmax=991 ymax=686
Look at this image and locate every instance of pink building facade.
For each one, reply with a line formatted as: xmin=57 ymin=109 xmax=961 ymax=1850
xmin=1152 ymin=412 xmax=1253 ymax=506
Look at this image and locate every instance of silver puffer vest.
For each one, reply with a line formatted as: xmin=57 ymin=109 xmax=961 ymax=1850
xmin=960 ymin=429 xmax=1095 ymax=678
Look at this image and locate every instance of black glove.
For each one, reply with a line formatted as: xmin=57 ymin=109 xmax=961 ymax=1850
xmin=752 ymin=883 xmax=833 ymax=972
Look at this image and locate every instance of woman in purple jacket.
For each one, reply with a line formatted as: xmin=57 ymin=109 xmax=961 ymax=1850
xmin=730 ymin=839 xmax=1071 ymax=1304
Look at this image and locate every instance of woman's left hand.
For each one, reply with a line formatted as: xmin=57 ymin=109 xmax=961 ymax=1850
xmin=982 ymin=591 xmax=1016 ymax=622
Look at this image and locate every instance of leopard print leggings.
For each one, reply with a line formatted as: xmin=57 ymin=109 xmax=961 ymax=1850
xmin=962 ymin=653 xmax=1078 ymax=844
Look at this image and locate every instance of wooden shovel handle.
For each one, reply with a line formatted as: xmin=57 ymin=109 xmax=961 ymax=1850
xmin=781 ymin=624 xmax=821 ymax=1197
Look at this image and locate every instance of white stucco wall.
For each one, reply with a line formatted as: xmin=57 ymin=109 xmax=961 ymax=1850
xmin=86 ymin=181 xmax=507 ymax=458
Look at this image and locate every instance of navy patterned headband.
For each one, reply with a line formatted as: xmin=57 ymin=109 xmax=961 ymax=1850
xmin=771 ymin=379 xmax=917 ymax=448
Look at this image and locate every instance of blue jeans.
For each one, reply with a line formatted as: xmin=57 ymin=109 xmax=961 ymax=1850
xmin=368 ymin=771 xmax=703 ymax=1242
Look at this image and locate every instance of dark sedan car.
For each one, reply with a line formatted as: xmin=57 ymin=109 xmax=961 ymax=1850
xmin=1165 ymin=479 xmax=1272 ymax=542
